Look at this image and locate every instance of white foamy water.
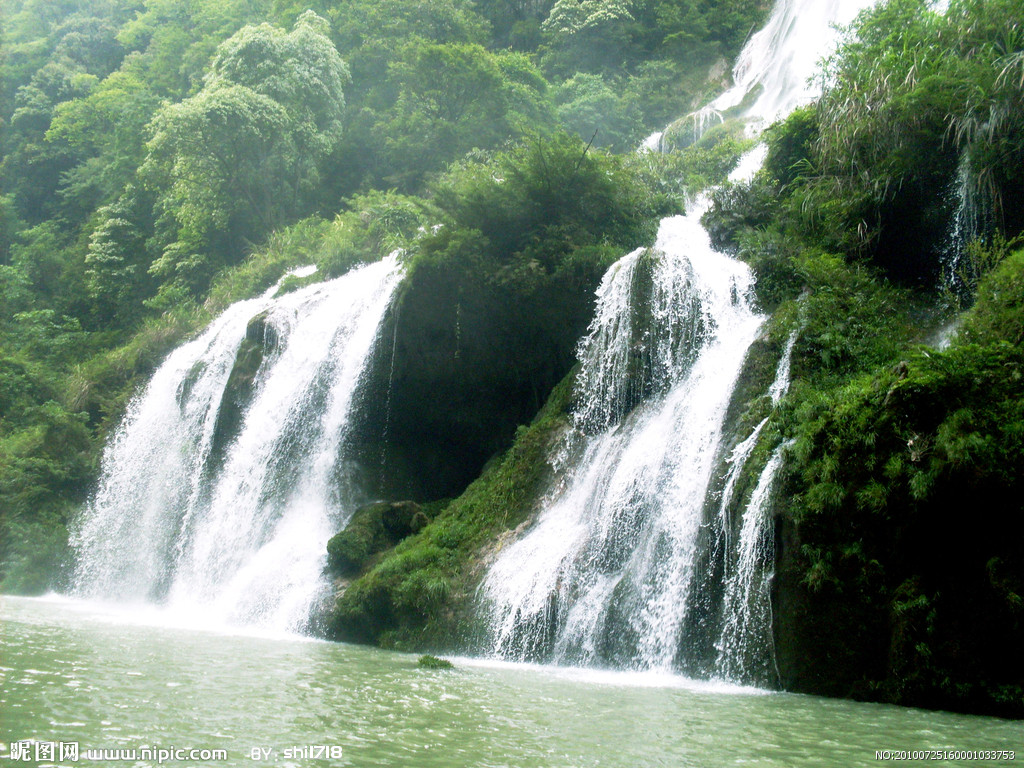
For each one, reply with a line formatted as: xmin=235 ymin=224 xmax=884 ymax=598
xmin=483 ymin=212 xmax=765 ymax=669
xmin=482 ymin=0 xmax=871 ymax=682
xmin=72 ymin=256 xmax=403 ymax=631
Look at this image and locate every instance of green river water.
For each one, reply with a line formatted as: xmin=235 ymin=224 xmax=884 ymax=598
xmin=1 ymin=596 xmax=1020 ymax=767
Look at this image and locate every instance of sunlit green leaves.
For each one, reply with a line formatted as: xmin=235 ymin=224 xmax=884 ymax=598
xmin=139 ymin=12 xmax=348 ymax=294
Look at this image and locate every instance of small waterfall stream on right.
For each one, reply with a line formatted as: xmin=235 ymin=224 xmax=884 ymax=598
xmin=481 ymin=0 xmax=880 ymax=685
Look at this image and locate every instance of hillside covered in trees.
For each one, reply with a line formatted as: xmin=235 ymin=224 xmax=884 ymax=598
xmin=2 ymin=0 xmax=1022 ymax=718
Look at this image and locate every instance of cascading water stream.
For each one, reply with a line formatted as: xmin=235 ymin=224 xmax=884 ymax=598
xmin=483 ymin=212 xmax=765 ymax=669
xmin=483 ymin=0 xmax=876 ymax=683
xmin=713 ymin=329 xmax=797 ymax=680
xmin=714 ymin=442 xmax=789 ymax=681
xmin=645 ymin=0 xmax=878 ymax=150
xmin=710 ymin=0 xmax=876 ymax=125
xmin=712 ymin=329 xmax=795 ymax=565
xmin=940 ymin=151 xmax=996 ymax=302
xmin=71 ymin=255 xmax=403 ymax=631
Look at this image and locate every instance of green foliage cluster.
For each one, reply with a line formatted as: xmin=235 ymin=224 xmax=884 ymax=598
xmin=0 ymin=367 xmax=93 ymax=592
xmin=776 ymin=256 xmax=1024 ymax=714
xmin=636 ymin=119 xmax=757 ymax=201
xmin=790 ymin=255 xmax=915 ymax=382
xmin=708 ymin=0 xmax=1024 ymax=286
xmin=424 ymin=133 xmax=670 ymax=268
xmin=959 ymin=248 xmax=1024 ymax=345
xmin=536 ymin=0 xmax=769 ymax=78
xmin=205 ymin=191 xmax=428 ymax=311
xmin=139 ymin=11 xmax=350 ymax=303
xmin=812 ymin=0 xmax=1024 ymax=255
xmin=0 ymin=0 xmax=762 ymax=371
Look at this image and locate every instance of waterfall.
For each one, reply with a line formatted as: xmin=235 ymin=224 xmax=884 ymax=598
xmin=714 ymin=442 xmax=788 ymax=681
xmin=482 ymin=0 xmax=872 ymax=682
xmin=660 ymin=0 xmax=878 ymax=149
xmin=482 ymin=211 xmax=765 ymax=669
xmin=713 ymin=330 xmax=797 ymax=680
xmin=767 ymin=329 xmax=798 ymax=404
xmin=71 ymin=255 xmax=403 ymax=631
xmin=712 ymin=328 xmax=795 ymax=570
xmin=640 ymin=132 xmax=664 ymax=153
xmin=941 ymin=152 xmax=996 ymax=298
xmin=711 ymin=0 xmax=879 ymax=125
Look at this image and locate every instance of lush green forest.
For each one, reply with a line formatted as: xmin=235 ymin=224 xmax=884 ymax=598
xmin=2 ymin=0 xmax=1023 ymax=717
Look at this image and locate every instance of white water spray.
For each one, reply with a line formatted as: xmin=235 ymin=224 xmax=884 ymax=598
xmin=484 ymin=0 xmax=872 ymax=682
xmin=659 ymin=0 xmax=878 ymax=149
xmin=72 ymin=256 xmax=403 ymax=631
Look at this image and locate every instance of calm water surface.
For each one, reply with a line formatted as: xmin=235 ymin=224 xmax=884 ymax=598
xmin=2 ymin=596 xmax=1020 ymax=767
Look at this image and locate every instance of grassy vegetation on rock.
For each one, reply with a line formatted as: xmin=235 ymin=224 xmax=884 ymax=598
xmin=327 ymin=371 xmax=576 ymax=649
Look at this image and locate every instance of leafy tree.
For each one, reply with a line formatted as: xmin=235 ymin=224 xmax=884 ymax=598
xmin=3 ymin=59 xmax=96 ymax=223
xmin=472 ymin=0 xmax=554 ymax=48
xmin=139 ymin=11 xmax=349 ymax=296
xmin=45 ymin=66 xmax=159 ymax=223
xmin=142 ymin=83 xmax=292 ymax=294
xmin=8 ymin=222 xmax=71 ymax=303
xmin=1 ymin=1 xmax=133 ymax=117
xmin=113 ymin=0 xmax=281 ymax=98
xmin=0 ymin=195 xmax=25 ymax=266
xmin=554 ymin=72 xmax=642 ymax=151
xmin=83 ymin=185 xmax=155 ymax=324
xmin=49 ymin=13 xmax=125 ymax=77
xmin=331 ymin=0 xmax=489 ymax=105
xmin=539 ymin=0 xmax=636 ymax=75
xmin=651 ymin=0 xmax=768 ymax=65
xmin=376 ymin=41 xmax=554 ymax=189
xmin=961 ymin=248 xmax=1024 ymax=346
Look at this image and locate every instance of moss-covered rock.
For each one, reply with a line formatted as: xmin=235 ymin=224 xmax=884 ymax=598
xmin=326 ymin=500 xmax=428 ymax=577
xmin=774 ymin=341 xmax=1024 ymax=718
xmin=417 ymin=654 xmax=454 ymax=669
xmin=207 ymin=311 xmax=278 ymax=462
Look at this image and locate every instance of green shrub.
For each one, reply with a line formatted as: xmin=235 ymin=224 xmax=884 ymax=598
xmin=960 ymin=248 xmax=1024 ymax=345
xmin=417 ymin=654 xmax=454 ymax=669
xmin=780 ymin=338 xmax=1024 ymax=716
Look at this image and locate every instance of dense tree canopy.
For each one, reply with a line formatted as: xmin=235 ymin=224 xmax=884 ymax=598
xmin=139 ymin=12 xmax=349 ymax=300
